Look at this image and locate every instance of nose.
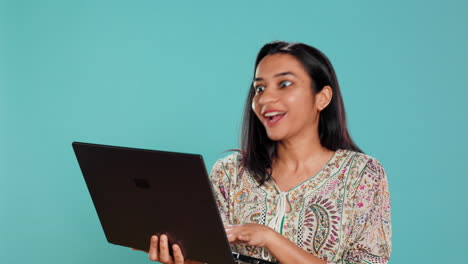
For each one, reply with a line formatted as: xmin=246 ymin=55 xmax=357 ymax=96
xmin=257 ymin=87 xmax=279 ymax=106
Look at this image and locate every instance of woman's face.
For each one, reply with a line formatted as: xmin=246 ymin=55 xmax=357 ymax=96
xmin=251 ymin=53 xmax=322 ymax=141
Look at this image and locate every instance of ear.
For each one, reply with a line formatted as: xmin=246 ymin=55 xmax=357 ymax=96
xmin=316 ymin=85 xmax=333 ymax=111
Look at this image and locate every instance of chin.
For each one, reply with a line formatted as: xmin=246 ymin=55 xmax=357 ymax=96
xmin=265 ymin=131 xmax=286 ymax=141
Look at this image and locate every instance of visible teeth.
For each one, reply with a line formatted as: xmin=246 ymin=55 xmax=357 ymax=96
xmin=264 ymin=111 xmax=286 ymax=117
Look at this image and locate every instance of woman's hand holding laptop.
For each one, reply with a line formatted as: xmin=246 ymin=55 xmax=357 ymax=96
xmin=132 ymin=234 xmax=202 ymax=264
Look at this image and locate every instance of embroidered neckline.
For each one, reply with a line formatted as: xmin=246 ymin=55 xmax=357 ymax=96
xmin=268 ymin=149 xmax=343 ymax=194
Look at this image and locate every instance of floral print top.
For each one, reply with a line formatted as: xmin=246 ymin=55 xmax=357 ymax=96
xmin=209 ymin=149 xmax=392 ymax=264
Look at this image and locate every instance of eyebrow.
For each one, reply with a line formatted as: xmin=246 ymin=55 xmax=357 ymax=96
xmin=253 ymin=71 xmax=296 ymax=83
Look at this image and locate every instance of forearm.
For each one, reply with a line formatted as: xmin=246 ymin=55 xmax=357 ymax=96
xmin=266 ymin=231 xmax=326 ymax=264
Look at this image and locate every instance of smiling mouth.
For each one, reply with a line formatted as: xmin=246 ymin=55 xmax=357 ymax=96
xmin=265 ymin=113 xmax=286 ymax=126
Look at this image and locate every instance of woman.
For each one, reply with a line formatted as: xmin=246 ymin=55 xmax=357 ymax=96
xmin=146 ymin=41 xmax=392 ymax=264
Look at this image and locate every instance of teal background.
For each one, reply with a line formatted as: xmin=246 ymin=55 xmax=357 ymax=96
xmin=1 ymin=0 xmax=467 ymax=263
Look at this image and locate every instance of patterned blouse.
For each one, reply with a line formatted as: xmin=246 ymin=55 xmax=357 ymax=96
xmin=208 ymin=148 xmax=392 ymax=264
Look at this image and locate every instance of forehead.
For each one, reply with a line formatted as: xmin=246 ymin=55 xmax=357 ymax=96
xmin=255 ymin=53 xmax=306 ymax=78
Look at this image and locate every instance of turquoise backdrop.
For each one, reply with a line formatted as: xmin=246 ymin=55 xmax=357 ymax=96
xmin=1 ymin=0 xmax=467 ymax=263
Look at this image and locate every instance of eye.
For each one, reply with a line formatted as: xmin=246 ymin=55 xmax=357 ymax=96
xmin=254 ymin=85 xmax=265 ymax=93
xmin=280 ymin=80 xmax=292 ymax=88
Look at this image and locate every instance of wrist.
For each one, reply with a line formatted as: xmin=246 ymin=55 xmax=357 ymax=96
xmin=264 ymin=227 xmax=282 ymax=249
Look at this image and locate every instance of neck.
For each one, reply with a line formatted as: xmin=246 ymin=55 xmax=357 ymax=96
xmin=275 ymin=124 xmax=330 ymax=173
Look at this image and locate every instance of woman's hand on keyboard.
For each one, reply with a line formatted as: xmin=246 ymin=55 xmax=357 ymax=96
xmin=225 ymin=223 xmax=275 ymax=248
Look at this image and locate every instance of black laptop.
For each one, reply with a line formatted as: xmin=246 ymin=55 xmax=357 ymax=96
xmin=72 ymin=141 xmax=277 ymax=264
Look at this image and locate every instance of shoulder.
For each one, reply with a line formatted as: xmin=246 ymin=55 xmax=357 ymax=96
xmin=345 ymin=149 xmax=386 ymax=173
xmin=340 ymin=149 xmax=388 ymax=186
xmin=346 ymin=150 xmax=389 ymax=194
xmin=209 ymin=151 xmax=242 ymax=182
xmin=215 ymin=151 xmax=242 ymax=172
xmin=218 ymin=151 xmax=242 ymax=167
xmin=359 ymin=152 xmax=386 ymax=181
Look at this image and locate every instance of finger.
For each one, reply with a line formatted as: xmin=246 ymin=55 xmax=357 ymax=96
xmin=225 ymin=225 xmax=238 ymax=235
xmin=227 ymin=233 xmax=237 ymax=243
xmin=172 ymin=244 xmax=184 ymax=264
xmin=238 ymin=234 xmax=250 ymax=241
xmin=228 ymin=232 xmax=250 ymax=244
xmin=159 ymin=234 xmax=172 ymax=264
xmin=148 ymin=235 xmax=159 ymax=261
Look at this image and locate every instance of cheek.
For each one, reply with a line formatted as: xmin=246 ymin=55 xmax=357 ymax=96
xmin=285 ymin=92 xmax=298 ymax=105
xmin=251 ymin=99 xmax=260 ymax=117
xmin=285 ymin=89 xmax=313 ymax=108
xmin=286 ymin=88 xmax=315 ymax=116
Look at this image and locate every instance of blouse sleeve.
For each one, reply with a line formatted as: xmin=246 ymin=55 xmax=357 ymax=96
xmin=208 ymin=158 xmax=234 ymax=226
xmin=329 ymin=158 xmax=392 ymax=264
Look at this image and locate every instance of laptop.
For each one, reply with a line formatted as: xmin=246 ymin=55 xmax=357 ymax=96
xmin=72 ymin=141 xmax=277 ymax=264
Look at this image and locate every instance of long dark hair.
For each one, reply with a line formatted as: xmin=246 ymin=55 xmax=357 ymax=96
xmin=233 ymin=40 xmax=363 ymax=186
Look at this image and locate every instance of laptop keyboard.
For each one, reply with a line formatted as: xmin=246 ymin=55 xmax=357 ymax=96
xmin=234 ymin=260 xmax=273 ymax=264
xmin=232 ymin=252 xmax=278 ymax=264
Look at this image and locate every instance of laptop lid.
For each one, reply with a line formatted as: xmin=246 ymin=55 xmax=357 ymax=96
xmin=72 ymin=141 xmax=235 ymax=264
